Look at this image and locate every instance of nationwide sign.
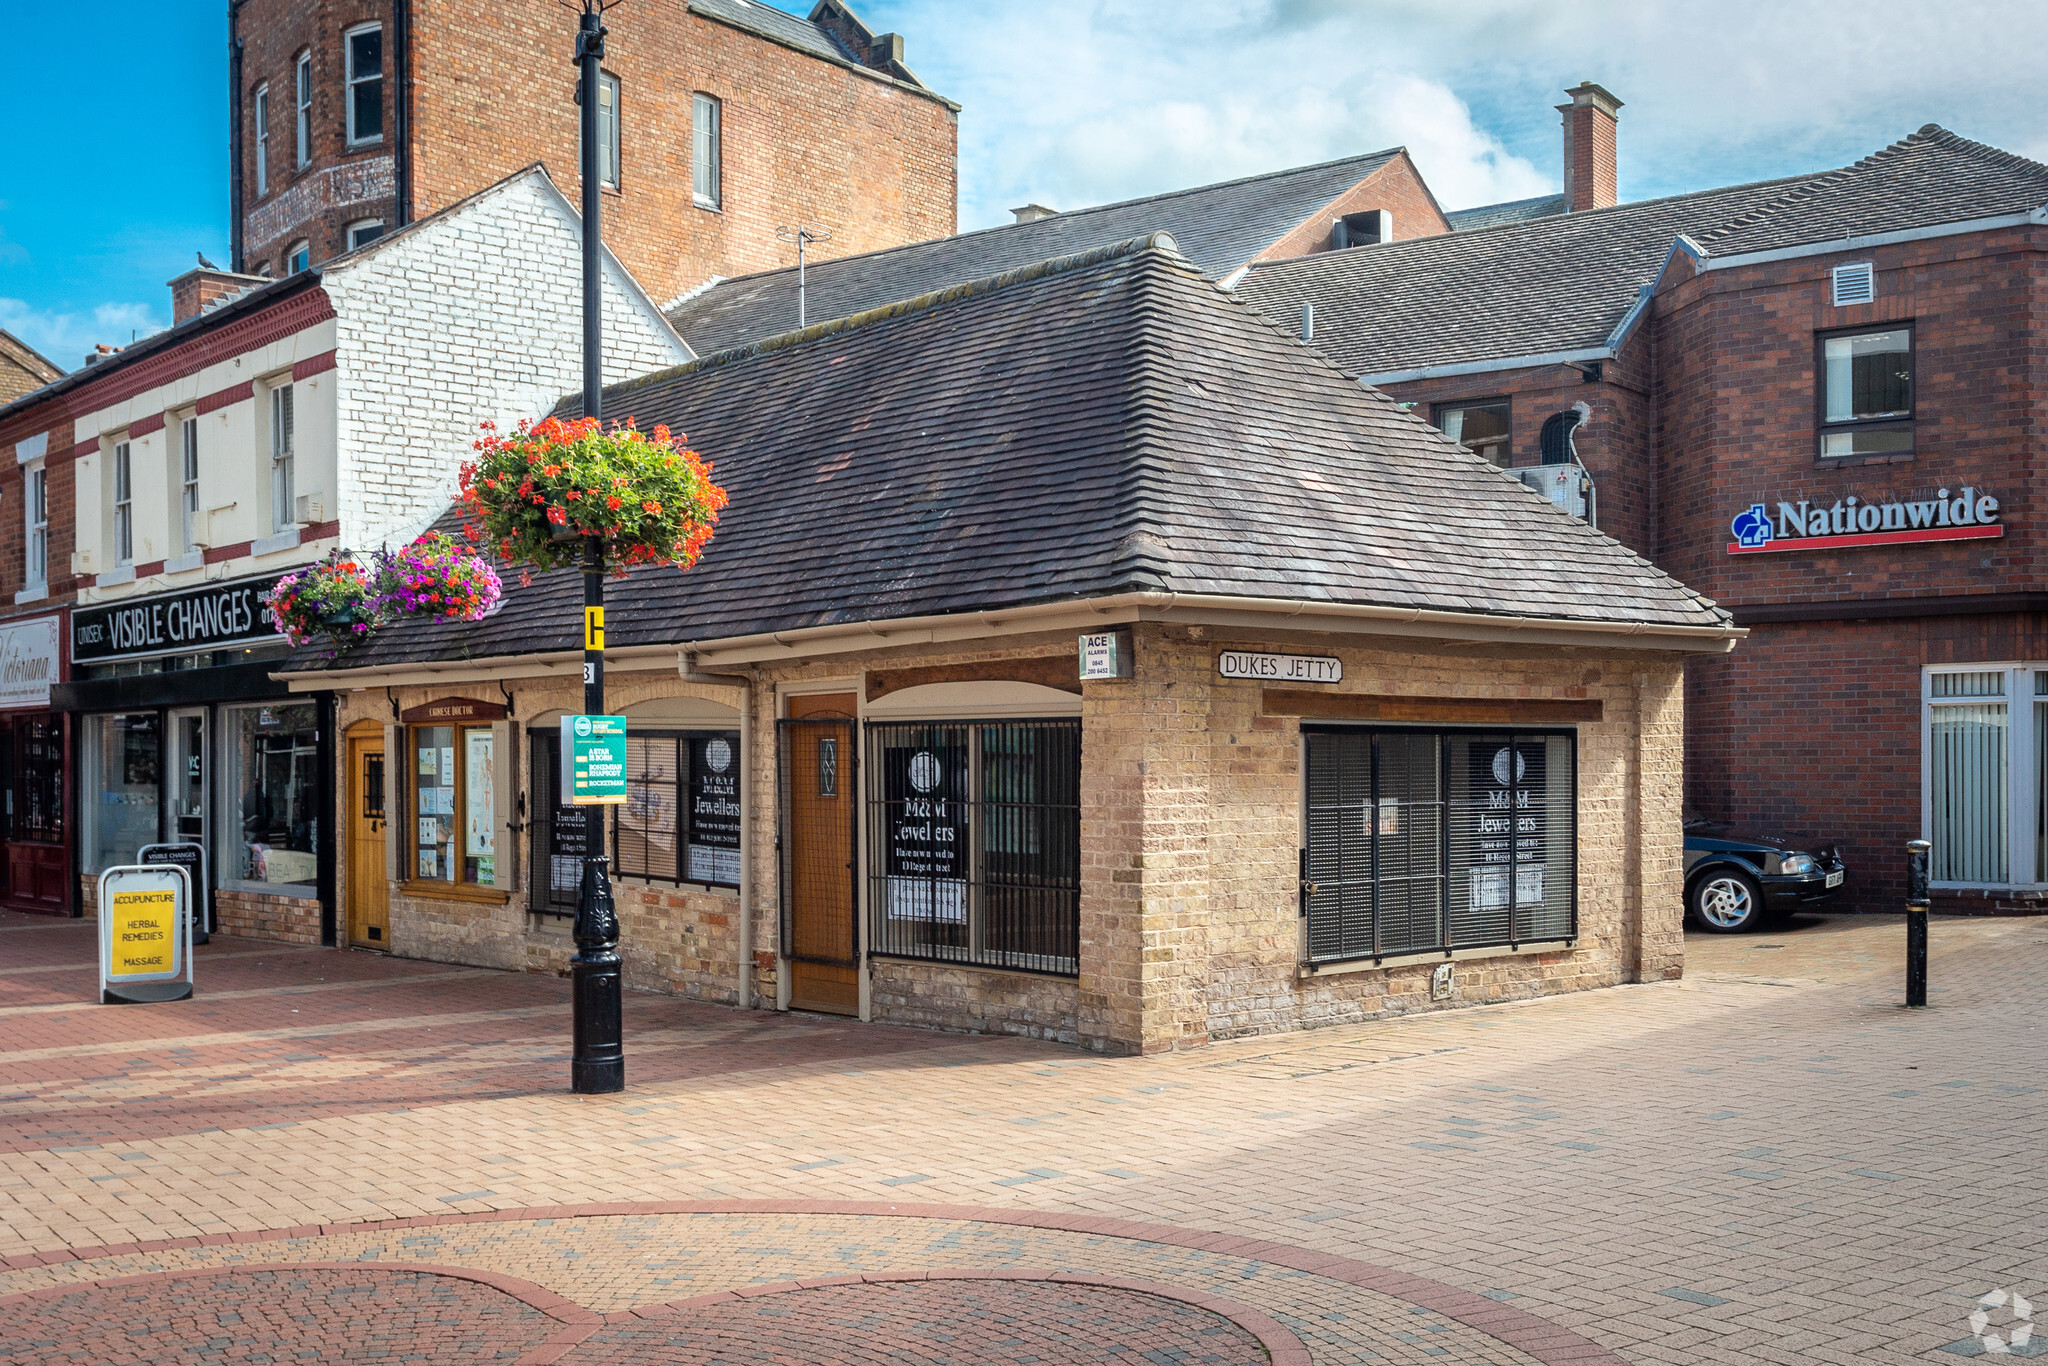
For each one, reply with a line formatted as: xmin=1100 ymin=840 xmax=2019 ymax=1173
xmin=72 ymin=576 xmax=278 ymax=662
xmin=1730 ymin=486 xmax=2003 ymax=554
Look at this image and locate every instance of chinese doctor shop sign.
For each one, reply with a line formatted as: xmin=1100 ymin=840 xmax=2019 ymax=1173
xmin=1730 ymin=486 xmax=2002 ymax=554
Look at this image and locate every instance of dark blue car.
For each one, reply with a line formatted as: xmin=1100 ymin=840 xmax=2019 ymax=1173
xmin=1683 ymin=824 xmax=1848 ymax=933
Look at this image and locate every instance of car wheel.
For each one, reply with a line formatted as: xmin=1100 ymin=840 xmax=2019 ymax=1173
xmin=1689 ymin=870 xmax=1766 ymax=933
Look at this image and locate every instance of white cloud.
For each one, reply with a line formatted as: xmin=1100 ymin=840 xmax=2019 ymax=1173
xmin=0 ymin=298 xmax=165 ymax=375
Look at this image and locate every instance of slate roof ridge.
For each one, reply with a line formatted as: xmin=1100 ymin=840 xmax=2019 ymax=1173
xmin=604 ymin=232 xmax=1185 ymax=409
xmin=666 ymin=147 xmax=1406 ymax=301
xmin=1694 ymin=123 xmax=2048 ymax=252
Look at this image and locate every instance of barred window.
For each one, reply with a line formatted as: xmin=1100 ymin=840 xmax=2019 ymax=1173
xmin=614 ymin=729 xmax=742 ymax=888
xmin=1304 ymin=728 xmax=1576 ymax=962
xmin=864 ymin=719 xmax=1079 ymax=976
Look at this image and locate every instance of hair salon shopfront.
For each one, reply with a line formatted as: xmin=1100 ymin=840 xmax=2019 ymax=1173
xmin=54 ymin=574 xmax=334 ymax=939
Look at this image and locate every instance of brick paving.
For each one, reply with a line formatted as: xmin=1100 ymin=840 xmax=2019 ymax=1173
xmin=2 ymin=906 xmax=2045 ymax=1364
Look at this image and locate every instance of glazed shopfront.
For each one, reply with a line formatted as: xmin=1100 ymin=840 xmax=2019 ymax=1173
xmin=55 ymin=575 xmax=334 ymax=939
xmin=0 ymin=613 xmax=69 ymax=913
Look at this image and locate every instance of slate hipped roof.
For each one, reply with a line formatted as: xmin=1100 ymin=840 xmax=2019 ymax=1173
xmin=290 ymin=236 xmax=1729 ymax=677
xmin=664 ymin=150 xmax=1408 ymax=354
xmin=1237 ymin=125 xmax=2048 ymax=381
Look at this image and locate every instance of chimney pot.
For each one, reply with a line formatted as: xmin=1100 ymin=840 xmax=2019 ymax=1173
xmin=870 ymin=31 xmax=905 ymax=69
xmin=1010 ymin=203 xmax=1058 ymax=224
xmin=1556 ymin=81 xmax=1622 ymax=212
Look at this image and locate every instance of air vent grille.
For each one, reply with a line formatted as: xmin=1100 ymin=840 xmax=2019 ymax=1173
xmin=1831 ymin=262 xmax=1876 ymax=307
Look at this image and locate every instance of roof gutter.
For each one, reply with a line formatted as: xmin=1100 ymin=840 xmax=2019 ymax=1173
xmin=1694 ymin=205 xmax=2048 ymax=271
xmin=1361 ymin=345 xmax=1616 ymax=388
xmin=278 ymin=591 xmax=1740 ymax=689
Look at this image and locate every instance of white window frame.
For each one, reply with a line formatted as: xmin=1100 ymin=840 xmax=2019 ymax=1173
xmin=1922 ymin=663 xmax=2046 ymax=891
xmin=287 ymin=241 xmax=311 ymax=274
xmin=346 ymin=218 xmax=384 ymax=250
xmin=269 ymin=382 xmax=296 ymax=532
xmin=578 ymin=71 xmax=622 ymax=190
xmin=253 ymin=83 xmax=270 ymax=196
xmin=692 ymin=92 xmax=721 ymax=209
xmin=179 ymin=415 xmax=201 ymax=553
xmin=112 ymin=440 xmax=134 ymax=566
xmin=23 ymin=462 xmax=46 ymax=589
xmin=344 ymin=21 xmax=384 ymax=146
xmin=295 ymin=50 xmax=313 ymax=168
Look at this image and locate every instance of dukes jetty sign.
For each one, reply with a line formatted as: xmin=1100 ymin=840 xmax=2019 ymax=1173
xmin=1729 ymin=486 xmax=2003 ymax=554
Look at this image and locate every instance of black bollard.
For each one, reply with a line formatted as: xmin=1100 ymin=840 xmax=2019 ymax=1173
xmin=1905 ymin=839 xmax=1930 ymax=1008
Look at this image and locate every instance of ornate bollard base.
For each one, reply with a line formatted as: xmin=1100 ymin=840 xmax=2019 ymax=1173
xmin=571 ymin=854 xmax=624 ymax=1094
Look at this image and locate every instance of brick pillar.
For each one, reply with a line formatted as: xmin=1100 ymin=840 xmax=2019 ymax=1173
xmin=1557 ymin=83 xmax=1623 ymax=212
xmin=1632 ymin=662 xmax=1687 ymax=981
xmin=1078 ymin=623 xmax=1213 ymax=1054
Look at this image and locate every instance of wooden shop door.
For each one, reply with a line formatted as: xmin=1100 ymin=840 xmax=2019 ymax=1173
xmin=779 ymin=694 xmax=859 ymax=1015
xmin=346 ymin=731 xmax=392 ymax=948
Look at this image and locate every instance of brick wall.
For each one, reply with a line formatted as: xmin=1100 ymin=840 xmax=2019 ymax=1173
xmin=1254 ymin=153 xmax=1451 ymax=264
xmin=217 ymin=888 xmax=324 ymax=944
xmin=232 ymin=0 xmax=960 ymax=301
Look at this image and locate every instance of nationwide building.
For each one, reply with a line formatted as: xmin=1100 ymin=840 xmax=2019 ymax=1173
xmin=275 ymin=235 xmax=1739 ymax=1049
xmin=0 ymin=167 xmax=688 ymax=933
xmin=1236 ymin=100 xmax=2048 ymax=917
xmin=227 ymin=0 xmax=959 ymax=300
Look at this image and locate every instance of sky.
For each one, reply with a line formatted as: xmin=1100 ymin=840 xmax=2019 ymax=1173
xmin=4 ymin=0 xmax=2046 ymax=374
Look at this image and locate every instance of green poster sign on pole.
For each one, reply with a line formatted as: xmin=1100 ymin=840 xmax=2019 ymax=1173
xmin=562 ymin=714 xmax=628 ymax=805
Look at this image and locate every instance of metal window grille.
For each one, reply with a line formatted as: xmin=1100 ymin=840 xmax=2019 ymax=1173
xmin=1304 ymin=727 xmax=1576 ymax=963
xmin=778 ymin=717 xmax=859 ymax=967
xmin=530 ymin=732 xmax=582 ymax=915
xmin=864 ymin=718 xmax=1080 ymax=977
xmin=615 ymin=729 xmax=741 ymax=887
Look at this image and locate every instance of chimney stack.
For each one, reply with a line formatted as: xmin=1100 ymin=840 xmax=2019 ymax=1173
xmin=167 ymin=265 xmax=268 ymax=325
xmin=1557 ymin=82 xmax=1622 ymax=212
xmin=1010 ymin=203 xmax=1058 ymax=224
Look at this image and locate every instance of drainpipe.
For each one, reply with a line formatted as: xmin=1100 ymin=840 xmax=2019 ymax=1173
xmin=228 ymin=3 xmax=246 ymax=272
xmin=682 ymin=660 xmax=756 ymax=1009
xmin=392 ymin=0 xmax=413 ymax=225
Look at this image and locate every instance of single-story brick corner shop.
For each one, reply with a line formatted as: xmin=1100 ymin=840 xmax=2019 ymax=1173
xmin=277 ymin=234 xmax=1742 ymax=1054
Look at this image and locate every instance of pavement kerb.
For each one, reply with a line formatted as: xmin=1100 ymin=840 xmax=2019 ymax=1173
xmin=0 ymin=1197 xmax=1632 ymax=1366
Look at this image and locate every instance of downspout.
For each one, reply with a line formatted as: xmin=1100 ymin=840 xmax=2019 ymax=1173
xmin=681 ymin=661 xmax=757 ymax=1009
xmin=228 ymin=2 xmax=246 ymax=272
xmin=392 ymin=0 xmax=413 ymax=225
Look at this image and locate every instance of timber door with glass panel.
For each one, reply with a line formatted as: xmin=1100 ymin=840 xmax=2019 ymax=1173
xmin=347 ymin=729 xmax=390 ymax=947
xmin=864 ymin=719 xmax=1080 ymax=975
xmin=777 ymin=694 xmax=858 ymax=1015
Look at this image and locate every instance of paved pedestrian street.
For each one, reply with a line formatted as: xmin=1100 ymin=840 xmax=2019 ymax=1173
xmin=1 ymin=909 xmax=2042 ymax=1364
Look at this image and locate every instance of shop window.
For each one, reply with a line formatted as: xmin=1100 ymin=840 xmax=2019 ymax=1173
xmin=14 ymin=716 xmax=64 ymax=844
xmin=530 ymin=732 xmax=584 ymax=914
xmin=345 ymin=23 xmax=383 ymax=145
xmin=1923 ymin=667 xmax=2037 ymax=886
xmin=83 ymin=713 xmax=159 ymax=874
xmin=692 ymin=93 xmax=721 ymax=209
xmin=1819 ymin=325 xmax=1913 ymax=458
xmin=862 ymin=719 xmax=1080 ymax=976
xmin=1434 ymin=399 xmax=1511 ymax=467
xmin=229 ymin=703 xmax=319 ymax=889
xmin=409 ymin=722 xmax=496 ymax=887
xmin=1303 ymin=728 xmax=1577 ymax=963
xmin=24 ymin=464 xmax=46 ymax=588
xmin=294 ymin=50 xmax=313 ymax=167
xmin=616 ymin=730 xmax=742 ymax=887
xmin=254 ymin=83 xmax=270 ymax=196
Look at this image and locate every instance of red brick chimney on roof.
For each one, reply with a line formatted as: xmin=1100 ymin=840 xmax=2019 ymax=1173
xmin=168 ymin=265 xmax=268 ymax=325
xmin=1558 ymin=82 xmax=1622 ymax=212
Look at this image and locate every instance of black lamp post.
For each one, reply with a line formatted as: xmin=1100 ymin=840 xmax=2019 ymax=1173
xmin=570 ymin=0 xmax=624 ymax=1095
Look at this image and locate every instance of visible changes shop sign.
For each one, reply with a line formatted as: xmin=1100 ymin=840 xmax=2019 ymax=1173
xmin=0 ymin=615 xmax=61 ymax=708
xmin=1729 ymin=486 xmax=2002 ymax=554
xmin=72 ymin=577 xmax=277 ymax=662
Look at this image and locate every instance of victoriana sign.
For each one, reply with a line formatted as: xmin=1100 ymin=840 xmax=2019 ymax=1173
xmin=1729 ymin=487 xmax=2002 ymax=554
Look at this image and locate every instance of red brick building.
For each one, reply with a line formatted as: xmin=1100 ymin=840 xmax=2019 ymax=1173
xmin=1239 ymin=95 xmax=2048 ymax=917
xmin=229 ymin=0 xmax=959 ymax=301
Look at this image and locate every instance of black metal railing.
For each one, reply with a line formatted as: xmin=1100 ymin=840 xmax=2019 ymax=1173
xmin=864 ymin=718 xmax=1080 ymax=976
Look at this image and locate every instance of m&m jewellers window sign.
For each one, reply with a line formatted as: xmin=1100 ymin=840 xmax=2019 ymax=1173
xmin=1729 ymin=487 xmax=2002 ymax=554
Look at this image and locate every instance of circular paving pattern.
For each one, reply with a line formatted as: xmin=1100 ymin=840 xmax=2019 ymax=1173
xmin=570 ymin=1279 xmax=1272 ymax=1365
xmin=0 ymin=1266 xmax=557 ymax=1365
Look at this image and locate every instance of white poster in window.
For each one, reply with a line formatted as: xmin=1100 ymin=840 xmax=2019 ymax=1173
xmin=1469 ymin=865 xmax=1544 ymax=910
xmin=465 ymin=730 xmax=495 ymax=857
xmin=420 ymin=786 xmax=454 ymax=815
xmin=440 ymin=747 xmax=455 ymax=786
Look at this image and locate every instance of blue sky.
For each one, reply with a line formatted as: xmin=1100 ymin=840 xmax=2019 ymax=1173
xmin=5 ymin=0 xmax=2045 ymax=373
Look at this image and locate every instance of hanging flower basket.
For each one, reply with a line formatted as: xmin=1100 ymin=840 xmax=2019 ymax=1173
xmin=373 ymin=531 xmax=504 ymax=623
xmin=459 ymin=416 xmax=727 ymax=574
xmin=263 ymin=554 xmax=378 ymax=649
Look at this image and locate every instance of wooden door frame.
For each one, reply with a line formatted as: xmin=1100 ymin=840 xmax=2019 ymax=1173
xmin=778 ymin=686 xmax=863 ymax=1016
xmin=343 ymin=721 xmax=389 ymax=949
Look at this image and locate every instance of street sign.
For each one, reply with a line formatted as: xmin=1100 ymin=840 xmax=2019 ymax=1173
xmin=561 ymin=714 xmax=628 ymax=805
xmin=140 ymin=842 xmax=210 ymax=944
xmin=98 ymin=864 xmax=193 ymax=1005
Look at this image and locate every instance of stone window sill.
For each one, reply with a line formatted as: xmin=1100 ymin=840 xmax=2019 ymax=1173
xmin=400 ymin=880 xmax=511 ymax=906
xmin=220 ymin=880 xmax=320 ymax=900
xmin=13 ymin=585 xmax=47 ymax=604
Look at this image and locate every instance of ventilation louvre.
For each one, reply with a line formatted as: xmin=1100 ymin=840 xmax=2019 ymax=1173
xmin=1831 ymin=262 xmax=1876 ymax=307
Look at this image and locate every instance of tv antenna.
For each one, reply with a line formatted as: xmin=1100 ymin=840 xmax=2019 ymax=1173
xmin=776 ymin=222 xmax=832 ymax=328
